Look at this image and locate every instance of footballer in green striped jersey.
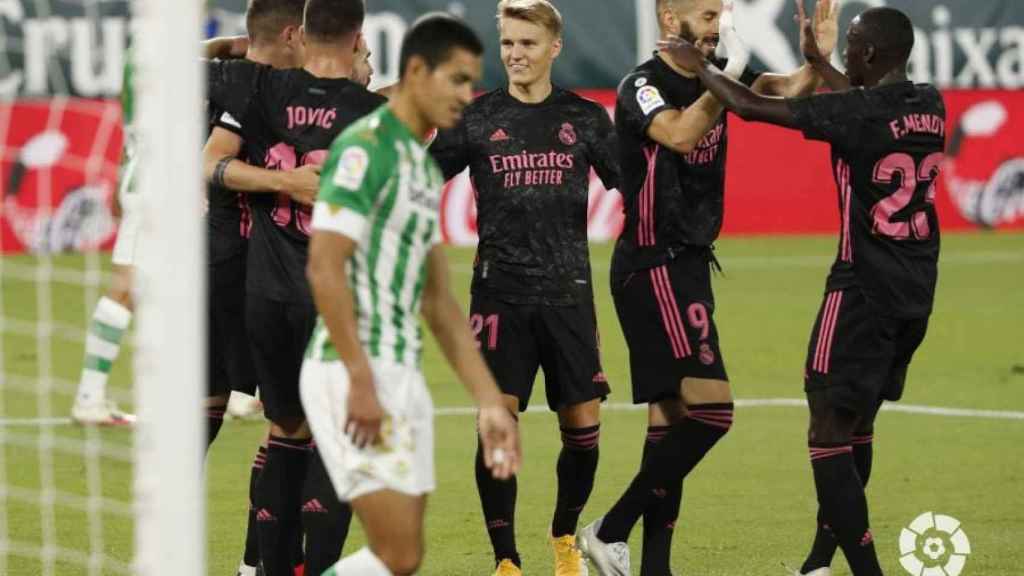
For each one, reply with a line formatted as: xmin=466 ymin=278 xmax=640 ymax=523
xmin=301 ymin=13 xmax=521 ymax=576
xmin=307 ymin=105 xmax=444 ymax=367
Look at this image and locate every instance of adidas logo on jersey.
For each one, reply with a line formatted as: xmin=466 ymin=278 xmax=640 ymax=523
xmin=490 ymin=128 xmax=510 ymax=142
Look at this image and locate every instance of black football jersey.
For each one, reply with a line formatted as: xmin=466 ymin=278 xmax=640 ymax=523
xmin=613 ymin=55 xmax=760 ymax=274
xmin=788 ymin=82 xmax=946 ymax=318
xmin=431 ymin=87 xmax=619 ymax=305
xmin=206 ymin=101 xmax=250 ymax=265
xmin=206 ymin=61 xmax=387 ymax=303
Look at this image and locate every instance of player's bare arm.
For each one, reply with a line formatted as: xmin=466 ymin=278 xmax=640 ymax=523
xmin=646 ymin=92 xmax=726 ymax=154
xmin=749 ymin=0 xmax=839 ymax=97
xmin=202 ymin=126 xmax=320 ymax=205
xmin=202 ymin=35 xmax=249 ymax=60
xmin=306 ymin=230 xmax=382 ymax=449
xmin=662 ymin=36 xmax=800 ymax=129
xmin=419 ymin=245 xmax=521 ymax=480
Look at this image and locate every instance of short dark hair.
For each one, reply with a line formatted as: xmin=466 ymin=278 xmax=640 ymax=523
xmin=246 ymin=0 xmax=304 ymax=46
xmin=858 ymin=7 xmax=915 ymax=63
xmin=303 ymin=0 xmax=365 ymax=43
xmin=398 ymin=12 xmax=484 ymax=78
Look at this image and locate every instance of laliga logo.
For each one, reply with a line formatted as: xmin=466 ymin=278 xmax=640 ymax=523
xmin=943 ymin=100 xmax=1024 ymax=228
xmin=899 ymin=512 xmax=971 ymax=576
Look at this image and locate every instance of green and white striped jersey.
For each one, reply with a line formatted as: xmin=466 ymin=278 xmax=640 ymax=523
xmin=307 ymin=105 xmax=444 ymax=367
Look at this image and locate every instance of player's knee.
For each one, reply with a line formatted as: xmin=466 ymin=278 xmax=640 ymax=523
xmin=106 ymin=282 xmax=134 ymax=309
xmin=807 ymin=410 xmax=855 ymax=444
xmin=374 ymin=541 xmax=423 ymax=576
xmin=271 ymin=417 xmax=309 ymax=438
xmin=560 ymin=424 xmax=600 ymax=452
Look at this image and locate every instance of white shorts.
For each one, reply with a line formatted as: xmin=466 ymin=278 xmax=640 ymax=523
xmin=300 ymin=357 xmax=436 ymax=502
xmin=111 ymin=193 xmax=142 ymax=266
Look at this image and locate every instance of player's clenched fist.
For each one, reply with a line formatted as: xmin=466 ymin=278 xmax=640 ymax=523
xmin=284 ymin=163 xmax=322 ymax=206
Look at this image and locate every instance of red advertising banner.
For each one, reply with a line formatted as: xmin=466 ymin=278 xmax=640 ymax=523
xmin=2 ymin=91 xmax=1021 ymax=253
xmin=1 ymin=99 xmax=122 ymax=254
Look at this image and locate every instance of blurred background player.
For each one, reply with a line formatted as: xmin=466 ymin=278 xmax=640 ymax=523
xmin=66 ymin=0 xmax=313 ymax=427
xmin=577 ymin=1 xmax=838 ymax=574
xmin=205 ymin=0 xmax=385 ymax=573
xmin=658 ymin=5 xmax=946 ymax=575
xmin=301 ymin=13 xmax=521 ymax=576
xmin=430 ymin=1 xmax=618 ymax=574
xmin=69 ymin=46 xmax=139 ymax=426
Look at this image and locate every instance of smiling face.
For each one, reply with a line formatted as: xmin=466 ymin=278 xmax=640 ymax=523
xmin=663 ymin=0 xmax=722 ymax=57
xmin=499 ymin=16 xmax=562 ymax=88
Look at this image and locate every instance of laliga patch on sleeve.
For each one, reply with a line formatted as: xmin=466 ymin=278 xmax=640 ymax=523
xmin=636 ymin=85 xmax=666 ymax=116
xmin=333 ymin=146 xmax=370 ymax=190
xmin=219 ymin=111 xmax=241 ymax=129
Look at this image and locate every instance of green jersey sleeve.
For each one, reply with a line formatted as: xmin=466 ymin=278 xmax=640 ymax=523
xmin=312 ymin=130 xmax=391 ymax=243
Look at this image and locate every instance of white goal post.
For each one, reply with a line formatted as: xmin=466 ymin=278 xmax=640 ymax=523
xmin=131 ymin=0 xmax=206 ymax=574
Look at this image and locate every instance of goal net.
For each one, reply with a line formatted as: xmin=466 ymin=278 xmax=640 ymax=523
xmin=0 ymin=1 xmax=204 ymax=575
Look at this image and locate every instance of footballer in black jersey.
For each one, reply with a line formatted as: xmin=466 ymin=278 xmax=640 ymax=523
xmin=578 ymin=1 xmax=841 ymax=575
xmin=203 ymin=3 xmax=382 ymax=575
xmin=433 ymin=86 xmax=619 ymax=306
xmin=430 ymin=2 xmax=617 ymax=573
xmin=206 ymin=56 xmax=385 ymax=427
xmin=207 ymin=62 xmax=385 ymax=308
xmin=659 ymin=5 xmax=942 ymax=575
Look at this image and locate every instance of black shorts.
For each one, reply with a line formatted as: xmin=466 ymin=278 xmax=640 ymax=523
xmin=246 ymin=293 xmax=317 ymax=421
xmin=208 ymin=253 xmax=258 ymax=398
xmin=612 ymin=250 xmax=728 ymax=404
xmin=469 ymin=293 xmax=609 ymax=412
xmin=804 ymin=287 xmax=929 ymax=416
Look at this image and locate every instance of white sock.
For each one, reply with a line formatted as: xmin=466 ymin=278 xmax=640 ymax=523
xmin=235 ymin=564 xmax=257 ymax=576
xmin=330 ymin=547 xmax=393 ymax=575
xmin=76 ymin=296 xmax=132 ymax=405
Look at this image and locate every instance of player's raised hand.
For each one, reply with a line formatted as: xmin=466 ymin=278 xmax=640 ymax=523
xmin=716 ymin=0 xmax=750 ymax=79
xmin=345 ymin=362 xmax=384 ymax=449
xmin=285 ymin=164 xmax=322 ymax=206
xmin=657 ymin=36 xmax=706 ymax=74
xmin=812 ymin=0 xmax=840 ymax=60
xmin=478 ymin=404 xmax=521 ymax=480
xmin=795 ymin=0 xmax=824 ymax=64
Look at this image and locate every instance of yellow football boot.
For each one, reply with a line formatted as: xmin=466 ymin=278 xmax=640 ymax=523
xmin=551 ymin=534 xmax=589 ymax=576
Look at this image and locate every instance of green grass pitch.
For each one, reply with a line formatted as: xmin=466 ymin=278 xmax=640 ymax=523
xmin=2 ymin=232 xmax=1023 ymax=575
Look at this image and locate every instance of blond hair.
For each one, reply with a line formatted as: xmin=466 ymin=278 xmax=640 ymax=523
xmin=497 ymin=0 xmax=563 ymax=38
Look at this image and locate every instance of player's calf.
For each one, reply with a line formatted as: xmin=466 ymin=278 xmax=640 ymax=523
xmin=553 ymin=400 xmax=601 ymax=539
xmin=640 ymin=424 xmax=682 ymax=576
xmin=301 ymin=446 xmax=353 ymax=575
xmin=348 ymin=491 xmax=426 ymax=576
xmin=597 ymin=395 xmax=733 ymax=545
xmin=805 ymin=392 xmax=882 ymax=576
xmin=257 ymin=434 xmax=309 ymax=576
